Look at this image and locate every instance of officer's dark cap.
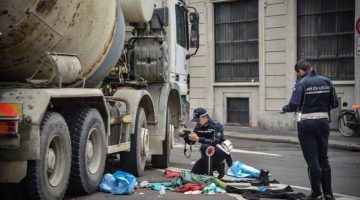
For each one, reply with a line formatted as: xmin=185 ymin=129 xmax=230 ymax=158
xmin=191 ymin=107 xmax=208 ymax=122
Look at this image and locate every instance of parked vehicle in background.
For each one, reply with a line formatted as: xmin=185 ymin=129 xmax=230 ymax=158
xmin=338 ymin=102 xmax=360 ymax=137
xmin=0 ymin=0 xmax=199 ymax=199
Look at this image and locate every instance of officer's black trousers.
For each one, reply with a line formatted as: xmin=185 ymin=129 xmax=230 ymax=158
xmin=191 ymin=144 xmax=228 ymax=175
xmin=297 ymin=118 xmax=330 ymax=170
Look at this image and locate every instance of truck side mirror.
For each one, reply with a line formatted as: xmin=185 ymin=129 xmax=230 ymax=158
xmin=187 ymin=11 xmax=200 ymax=59
xmin=189 ymin=12 xmax=199 ymax=24
xmin=189 ymin=12 xmax=199 ymax=49
xmin=190 ymin=24 xmax=199 ymax=48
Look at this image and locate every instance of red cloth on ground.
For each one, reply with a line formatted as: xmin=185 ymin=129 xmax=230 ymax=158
xmin=163 ymin=170 xmax=181 ymax=178
xmin=172 ymin=183 xmax=206 ymax=193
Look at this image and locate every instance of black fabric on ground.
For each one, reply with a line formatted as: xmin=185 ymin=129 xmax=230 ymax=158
xmin=222 ymin=179 xmax=281 ymax=184
xmin=244 ymin=192 xmax=306 ymax=200
xmin=257 ymin=192 xmax=306 ymax=199
xmin=225 ymin=185 xmax=306 ymax=200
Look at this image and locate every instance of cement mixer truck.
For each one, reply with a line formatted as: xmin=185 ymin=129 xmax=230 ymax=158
xmin=0 ymin=0 xmax=199 ymax=199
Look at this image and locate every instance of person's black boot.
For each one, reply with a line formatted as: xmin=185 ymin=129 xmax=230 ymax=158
xmin=305 ymin=169 xmax=323 ymax=200
xmin=217 ymin=162 xmax=225 ymax=179
xmin=225 ymin=154 xmax=233 ymax=167
xmin=250 ymin=169 xmax=269 ymax=186
xmin=322 ymin=168 xmax=335 ymax=200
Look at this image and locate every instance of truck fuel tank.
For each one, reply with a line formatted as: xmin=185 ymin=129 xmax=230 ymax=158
xmin=119 ymin=0 xmax=155 ymax=23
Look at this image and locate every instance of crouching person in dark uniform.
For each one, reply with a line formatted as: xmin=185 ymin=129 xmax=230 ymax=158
xmin=280 ymin=60 xmax=339 ymax=200
xmin=180 ymin=107 xmax=232 ymax=179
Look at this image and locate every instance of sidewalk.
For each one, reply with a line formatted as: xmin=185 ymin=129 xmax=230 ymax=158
xmin=186 ymin=124 xmax=360 ymax=151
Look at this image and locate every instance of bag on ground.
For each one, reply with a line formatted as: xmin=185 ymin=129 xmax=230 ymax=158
xmin=227 ymin=160 xmax=260 ymax=178
xmin=99 ymin=171 xmax=137 ymax=195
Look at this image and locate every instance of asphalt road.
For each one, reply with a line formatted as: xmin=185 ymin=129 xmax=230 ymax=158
xmin=66 ymin=137 xmax=360 ymax=200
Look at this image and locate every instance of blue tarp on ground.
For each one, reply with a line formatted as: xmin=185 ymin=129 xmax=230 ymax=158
xmin=227 ymin=161 xmax=261 ymax=178
xmin=99 ymin=171 xmax=137 ymax=195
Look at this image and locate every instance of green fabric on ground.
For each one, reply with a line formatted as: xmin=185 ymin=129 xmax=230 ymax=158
xmin=169 ymin=171 xmax=217 ymax=189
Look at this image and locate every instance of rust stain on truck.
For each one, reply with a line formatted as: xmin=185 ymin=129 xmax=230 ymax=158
xmin=36 ymin=0 xmax=58 ymax=14
xmin=82 ymin=4 xmax=117 ymax=78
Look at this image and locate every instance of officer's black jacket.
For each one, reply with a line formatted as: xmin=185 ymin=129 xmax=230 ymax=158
xmin=282 ymin=70 xmax=339 ymax=114
xmin=184 ymin=118 xmax=225 ymax=145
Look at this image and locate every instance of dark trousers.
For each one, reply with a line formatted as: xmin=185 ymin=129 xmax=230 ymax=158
xmin=191 ymin=144 xmax=228 ymax=175
xmin=297 ymin=118 xmax=330 ymax=170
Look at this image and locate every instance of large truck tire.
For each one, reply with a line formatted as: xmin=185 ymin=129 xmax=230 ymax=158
xmin=151 ymin=107 xmax=171 ymax=168
xmin=65 ymin=108 xmax=106 ymax=195
xmin=0 ymin=183 xmax=19 ymax=200
xmin=17 ymin=112 xmax=72 ymax=200
xmin=120 ymin=107 xmax=148 ymax=177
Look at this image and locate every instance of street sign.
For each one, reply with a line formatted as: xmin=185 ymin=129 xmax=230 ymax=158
xmin=205 ymin=146 xmax=214 ymax=175
xmin=356 ymin=18 xmax=360 ymax=35
xmin=357 ymin=36 xmax=360 ymax=55
xmin=205 ymin=146 xmax=215 ymax=156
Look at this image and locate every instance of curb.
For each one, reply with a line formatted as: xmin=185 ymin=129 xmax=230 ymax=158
xmin=328 ymin=143 xmax=360 ymax=151
xmin=225 ymin=134 xmax=299 ymax=144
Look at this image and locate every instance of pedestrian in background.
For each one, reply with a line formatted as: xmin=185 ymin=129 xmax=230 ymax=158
xmin=280 ymin=60 xmax=338 ymax=200
xmin=180 ymin=107 xmax=232 ymax=179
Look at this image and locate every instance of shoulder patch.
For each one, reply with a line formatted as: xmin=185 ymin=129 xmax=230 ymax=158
xmin=213 ymin=120 xmax=220 ymax=124
xmin=217 ymin=132 xmax=221 ymax=137
xmin=292 ymin=87 xmax=296 ymax=92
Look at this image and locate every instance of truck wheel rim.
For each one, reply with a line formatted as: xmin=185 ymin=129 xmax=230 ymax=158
xmin=47 ymin=148 xmax=56 ymax=173
xmin=87 ymin=128 xmax=101 ymax=174
xmin=46 ymin=135 xmax=66 ymax=187
xmin=141 ymin=127 xmax=149 ymax=156
xmin=86 ymin=140 xmax=94 ymax=163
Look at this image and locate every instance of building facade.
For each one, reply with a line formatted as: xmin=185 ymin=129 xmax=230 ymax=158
xmin=187 ymin=0 xmax=360 ymax=130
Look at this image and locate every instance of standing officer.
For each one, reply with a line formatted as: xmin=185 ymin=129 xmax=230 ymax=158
xmin=280 ymin=60 xmax=338 ymax=200
xmin=180 ymin=107 xmax=231 ymax=179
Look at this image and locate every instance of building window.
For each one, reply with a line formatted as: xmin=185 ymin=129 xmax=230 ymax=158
xmin=214 ymin=0 xmax=259 ymax=83
xmin=227 ymin=98 xmax=249 ymax=125
xmin=297 ymin=0 xmax=355 ymax=80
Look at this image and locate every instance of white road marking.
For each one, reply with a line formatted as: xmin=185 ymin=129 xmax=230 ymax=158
xmin=226 ymin=193 xmax=246 ymax=200
xmin=231 ymin=149 xmax=281 ymax=156
xmin=173 ymin=143 xmax=282 ymax=157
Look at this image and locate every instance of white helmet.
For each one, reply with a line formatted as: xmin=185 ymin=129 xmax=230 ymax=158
xmin=217 ymin=140 xmax=233 ymax=154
